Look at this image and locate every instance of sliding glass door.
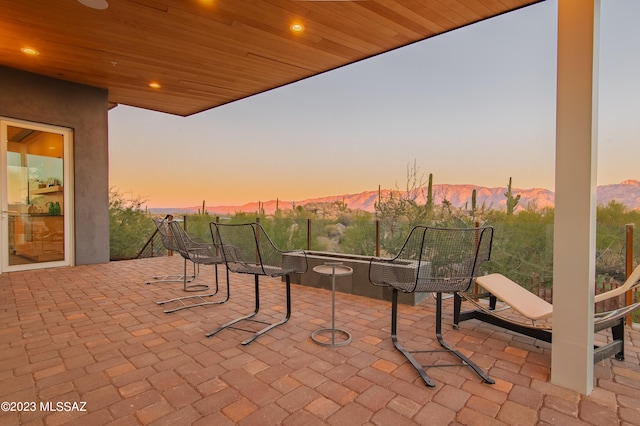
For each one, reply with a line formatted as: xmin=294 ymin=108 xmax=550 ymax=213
xmin=1 ymin=119 xmax=73 ymax=272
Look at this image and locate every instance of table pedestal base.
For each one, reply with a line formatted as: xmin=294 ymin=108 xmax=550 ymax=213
xmin=311 ymin=327 xmax=352 ymax=347
xmin=311 ymin=261 xmax=353 ymax=348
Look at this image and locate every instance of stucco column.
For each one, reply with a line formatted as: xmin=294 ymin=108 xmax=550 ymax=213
xmin=552 ymin=0 xmax=600 ymax=394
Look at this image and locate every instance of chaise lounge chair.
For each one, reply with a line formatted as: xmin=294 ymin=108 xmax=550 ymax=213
xmin=454 ymin=264 xmax=640 ymax=362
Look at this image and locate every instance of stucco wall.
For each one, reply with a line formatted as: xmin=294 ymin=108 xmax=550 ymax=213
xmin=0 ymin=66 xmax=110 ymax=265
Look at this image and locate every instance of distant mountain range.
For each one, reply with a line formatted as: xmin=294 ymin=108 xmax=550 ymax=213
xmin=150 ymin=180 xmax=640 ymax=215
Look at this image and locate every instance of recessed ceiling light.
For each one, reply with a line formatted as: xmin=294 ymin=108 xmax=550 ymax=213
xmin=77 ymin=0 xmax=109 ymax=10
xmin=20 ymin=47 xmax=40 ymax=56
xmin=149 ymin=82 xmax=161 ymax=89
xmin=290 ymin=23 xmax=305 ymax=33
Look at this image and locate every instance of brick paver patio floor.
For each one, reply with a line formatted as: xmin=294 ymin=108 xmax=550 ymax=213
xmin=1 ymin=256 xmax=640 ymax=425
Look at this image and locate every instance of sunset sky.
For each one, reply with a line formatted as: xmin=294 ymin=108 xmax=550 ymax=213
xmin=108 ymin=0 xmax=640 ymax=209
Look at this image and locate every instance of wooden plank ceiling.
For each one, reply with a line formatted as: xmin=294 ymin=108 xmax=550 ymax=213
xmin=0 ymin=0 xmax=543 ymax=116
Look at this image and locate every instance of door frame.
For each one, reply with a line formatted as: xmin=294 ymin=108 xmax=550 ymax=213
xmin=0 ymin=117 xmax=74 ymax=273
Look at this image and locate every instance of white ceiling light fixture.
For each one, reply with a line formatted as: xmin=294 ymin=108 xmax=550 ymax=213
xmin=290 ymin=23 xmax=305 ymax=33
xmin=20 ymin=47 xmax=40 ymax=56
xmin=77 ymin=0 xmax=109 ymax=10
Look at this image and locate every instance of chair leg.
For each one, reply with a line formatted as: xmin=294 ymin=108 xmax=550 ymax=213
xmin=611 ymin=318 xmax=625 ymax=361
xmin=206 ymin=274 xmax=261 ymax=339
xmin=391 ymin=289 xmax=436 ymax=387
xmin=156 ymin=264 xmax=230 ymax=313
xmin=145 ymin=260 xmax=198 ymax=284
xmin=205 ymin=274 xmax=292 ymax=345
xmin=183 ymin=259 xmax=209 ymax=292
xmin=241 ymin=275 xmax=291 ymax=345
xmin=391 ymin=289 xmax=494 ymax=387
xmin=434 ymin=292 xmax=495 ymax=385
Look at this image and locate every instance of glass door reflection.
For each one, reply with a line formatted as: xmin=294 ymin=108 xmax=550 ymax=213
xmin=6 ymin=125 xmax=65 ymax=265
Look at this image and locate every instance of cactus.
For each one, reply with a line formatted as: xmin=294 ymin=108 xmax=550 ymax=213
xmin=504 ymin=177 xmax=521 ymax=215
xmin=471 ymin=189 xmax=477 ymax=216
xmin=426 ymin=173 xmax=434 ymax=213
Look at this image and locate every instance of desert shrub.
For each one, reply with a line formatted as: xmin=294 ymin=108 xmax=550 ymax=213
xmin=109 ymin=188 xmax=154 ymax=260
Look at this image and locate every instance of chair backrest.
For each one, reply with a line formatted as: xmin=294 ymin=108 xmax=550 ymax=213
xmin=152 ymin=217 xmax=178 ymax=252
xmin=168 ymin=220 xmax=224 ymax=265
xmin=167 ymin=220 xmax=192 ymax=260
xmin=210 ymin=222 xmax=307 ymax=276
xmin=370 ymin=226 xmax=493 ymax=293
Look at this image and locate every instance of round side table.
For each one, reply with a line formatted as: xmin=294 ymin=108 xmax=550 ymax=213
xmin=311 ymin=261 xmax=353 ymax=347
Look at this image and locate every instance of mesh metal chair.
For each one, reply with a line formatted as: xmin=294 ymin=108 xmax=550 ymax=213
xmin=207 ymin=222 xmax=307 ymax=345
xmin=145 ymin=216 xmax=198 ymax=285
xmin=155 ymin=220 xmax=230 ymax=313
xmin=369 ymin=226 xmax=494 ymax=387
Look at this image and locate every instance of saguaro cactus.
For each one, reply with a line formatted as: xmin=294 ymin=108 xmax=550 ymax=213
xmin=504 ymin=177 xmax=521 ymax=215
xmin=426 ymin=173 xmax=434 ymax=214
xmin=471 ymin=188 xmax=477 ymax=216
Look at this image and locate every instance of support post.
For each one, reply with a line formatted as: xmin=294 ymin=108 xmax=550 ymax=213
xmin=552 ymin=0 xmax=600 ymax=395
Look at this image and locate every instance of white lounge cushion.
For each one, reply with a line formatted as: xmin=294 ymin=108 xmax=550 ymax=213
xmin=475 ymin=273 xmax=554 ymax=321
